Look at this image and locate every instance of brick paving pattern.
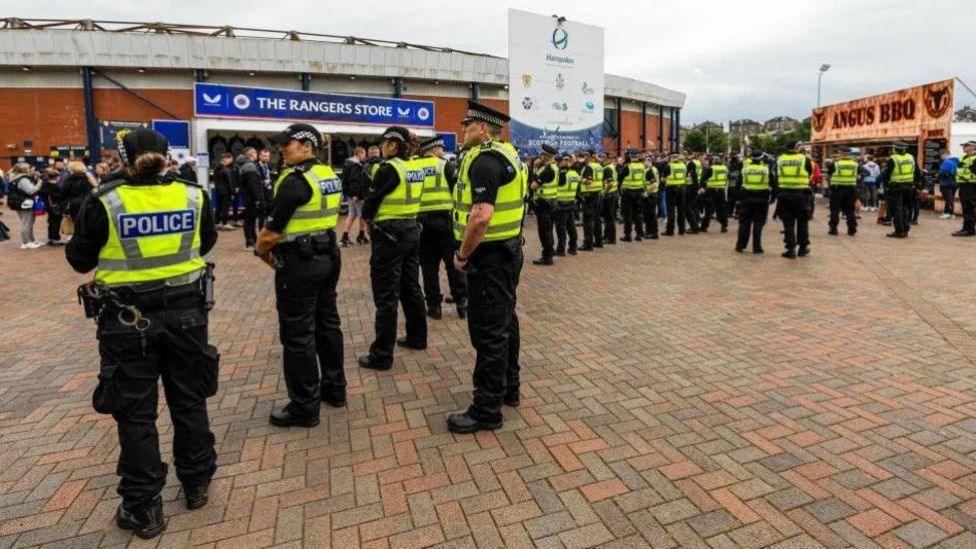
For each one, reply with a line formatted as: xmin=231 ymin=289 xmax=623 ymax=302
xmin=3 ymin=204 xmax=976 ymax=548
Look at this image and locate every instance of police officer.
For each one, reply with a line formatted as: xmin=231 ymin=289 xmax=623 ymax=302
xmin=641 ymin=154 xmax=661 ymax=239
xmin=827 ymin=147 xmax=859 ymax=236
xmin=66 ymin=128 xmax=218 ymax=539
xmin=359 ymin=126 xmax=428 ymax=369
xmin=531 ymin=144 xmax=559 ymax=265
xmin=700 ymin=155 xmax=729 ymax=233
xmin=735 ymin=149 xmax=774 ymax=253
xmin=256 ymin=124 xmax=345 ymax=427
xmin=555 ymin=153 xmax=580 ymax=255
xmin=416 ymin=136 xmax=467 ymax=316
xmin=579 ymin=149 xmax=603 ymax=250
xmin=448 ymin=101 xmax=527 ymax=433
xmin=661 ymin=152 xmax=689 ymax=235
xmin=952 ymin=140 xmax=976 ymax=237
xmin=600 ymin=154 xmax=619 ymax=244
xmin=619 ymin=149 xmax=646 ymax=241
xmin=776 ymin=141 xmax=814 ymax=257
xmin=884 ymin=142 xmax=921 ymax=238
xmin=686 ymin=153 xmax=703 ymax=232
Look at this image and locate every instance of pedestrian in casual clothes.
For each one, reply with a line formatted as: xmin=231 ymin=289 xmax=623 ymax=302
xmin=937 ymin=150 xmax=958 ymax=219
xmin=6 ymin=163 xmax=43 ymax=249
xmin=339 ymin=147 xmax=370 ymax=246
xmin=179 ymin=157 xmax=198 ymax=183
xmin=42 ymin=169 xmax=68 ymax=245
xmin=236 ymin=148 xmax=264 ymax=250
xmin=213 ymin=153 xmax=235 ymax=230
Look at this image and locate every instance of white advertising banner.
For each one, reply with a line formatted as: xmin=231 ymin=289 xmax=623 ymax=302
xmin=508 ymin=9 xmax=605 ymax=155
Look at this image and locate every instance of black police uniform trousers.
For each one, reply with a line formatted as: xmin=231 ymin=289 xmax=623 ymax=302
xmin=369 ymin=219 xmax=427 ymax=364
xmin=700 ymin=188 xmax=728 ymax=231
xmin=418 ymin=210 xmax=467 ymax=307
xmin=960 ymin=184 xmax=976 ymax=233
xmin=554 ymin=202 xmax=578 ymax=253
xmin=215 ymin=184 xmax=232 ymax=226
xmin=684 ymin=186 xmax=701 ymax=231
xmin=642 ymin=192 xmax=659 ymax=236
xmin=777 ymin=189 xmax=811 ymax=251
xmin=95 ymin=291 xmax=217 ymax=510
xmin=241 ymin=182 xmax=264 ymax=246
xmin=581 ymin=192 xmax=602 ymax=247
xmin=621 ymin=189 xmax=644 ymax=239
xmin=466 ymin=239 xmax=523 ymax=424
xmin=534 ymin=199 xmax=556 ymax=260
xmin=736 ymin=190 xmax=769 ymax=251
xmin=275 ymin=239 xmax=345 ymax=417
xmin=887 ymin=184 xmax=914 ymax=235
xmin=828 ymin=185 xmax=858 ymax=234
xmin=601 ymin=192 xmax=618 ymax=243
xmin=665 ymin=186 xmax=688 ymax=234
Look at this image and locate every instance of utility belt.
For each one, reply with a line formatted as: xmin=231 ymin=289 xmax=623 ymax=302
xmin=275 ymin=231 xmax=336 ymax=259
xmin=78 ymin=263 xmax=215 ymax=331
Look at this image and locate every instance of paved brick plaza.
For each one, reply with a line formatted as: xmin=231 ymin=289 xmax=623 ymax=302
xmin=3 ymin=204 xmax=976 ymax=548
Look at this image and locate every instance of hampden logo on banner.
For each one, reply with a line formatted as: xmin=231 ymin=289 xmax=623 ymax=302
xmin=194 ymin=83 xmax=435 ymax=128
xmin=811 ymin=79 xmax=954 ymax=143
xmin=508 ymin=9 xmax=605 ymax=155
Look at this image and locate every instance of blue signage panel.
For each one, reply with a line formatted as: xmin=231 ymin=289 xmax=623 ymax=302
xmin=194 ymin=83 xmax=435 ymax=128
xmin=437 ymin=132 xmax=458 ymax=153
xmin=152 ymin=120 xmax=190 ymax=148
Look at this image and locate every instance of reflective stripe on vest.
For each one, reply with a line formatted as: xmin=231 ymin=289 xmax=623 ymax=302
xmin=777 ymin=153 xmax=810 ymax=189
xmin=581 ymin=162 xmax=603 ymax=193
xmin=690 ymin=160 xmax=703 ymax=184
xmin=741 ymin=161 xmax=770 ymax=191
xmin=707 ymin=165 xmax=729 ymax=188
xmin=648 ymin=166 xmax=660 ymax=193
xmin=959 ymin=153 xmax=976 ymax=184
xmin=622 ymin=162 xmax=646 ymax=190
xmin=558 ymin=169 xmax=581 ymax=203
xmin=418 ymin=156 xmax=451 ymax=212
xmin=832 ymin=159 xmax=858 ymax=185
xmin=95 ymin=180 xmax=205 ymax=287
xmin=603 ymin=166 xmax=618 ymax=193
xmin=890 ymin=153 xmax=916 ymax=184
xmin=666 ymin=162 xmax=687 ymax=186
xmin=273 ymin=163 xmax=342 ymax=242
xmin=535 ymin=163 xmax=559 ymax=200
xmin=453 ymin=141 xmax=527 ymax=241
xmin=375 ymin=157 xmax=425 ymax=221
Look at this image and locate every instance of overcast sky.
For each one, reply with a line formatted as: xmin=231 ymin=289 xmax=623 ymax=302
xmin=12 ymin=0 xmax=976 ymax=126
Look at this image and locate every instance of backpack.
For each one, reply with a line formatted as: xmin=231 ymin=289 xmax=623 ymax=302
xmin=5 ymin=175 xmax=32 ymax=210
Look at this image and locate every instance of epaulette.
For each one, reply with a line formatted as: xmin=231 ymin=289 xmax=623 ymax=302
xmin=91 ymin=179 xmax=127 ymax=198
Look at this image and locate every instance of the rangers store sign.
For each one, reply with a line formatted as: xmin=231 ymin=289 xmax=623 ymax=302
xmin=811 ymin=79 xmax=954 ymax=143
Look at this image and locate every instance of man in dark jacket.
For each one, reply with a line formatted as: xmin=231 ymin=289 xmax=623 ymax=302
xmin=339 ymin=147 xmax=370 ymax=246
xmin=235 ymin=148 xmax=264 ymax=249
xmin=179 ymin=157 xmax=198 ymax=183
xmin=213 ymin=153 xmax=235 ymax=230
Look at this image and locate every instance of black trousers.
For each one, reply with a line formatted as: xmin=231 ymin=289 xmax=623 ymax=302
xmin=908 ymin=187 xmax=920 ymax=222
xmin=684 ymin=186 xmax=701 ymax=231
xmin=47 ymin=209 xmax=63 ymax=241
xmin=94 ymin=294 xmax=217 ymax=510
xmin=369 ymin=220 xmax=427 ymax=364
xmin=960 ymin=185 xmax=976 ymax=232
xmin=534 ymin=199 xmax=556 ymax=259
xmin=642 ymin=192 xmax=659 ymax=236
xmin=701 ymin=188 xmax=728 ymax=231
xmin=275 ymin=248 xmax=345 ymax=417
xmin=887 ymin=184 xmax=914 ymax=235
xmin=555 ymin=205 xmax=577 ymax=252
xmin=215 ymin=186 xmax=231 ymax=226
xmin=581 ymin=193 xmax=602 ymax=247
xmin=828 ymin=185 xmax=858 ymax=234
xmin=777 ymin=189 xmax=811 ymax=250
xmin=621 ymin=189 xmax=644 ymax=238
xmin=241 ymin=183 xmax=264 ymax=246
xmin=466 ymin=241 xmax=523 ymax=424
xmin=665 ymin=186 xmax=688 ymax=234
xmin=418 ymin=211 xmax=466 ymax=307
xmin=601 ymin=193 xmax=618 ymax=243
xmin=736 ymin=191 xmax=769 ymax=251
xmin=942 ymin=184 xmax=957 ymax=214
xmin=230 ymin=187 xmax=241 ymax=221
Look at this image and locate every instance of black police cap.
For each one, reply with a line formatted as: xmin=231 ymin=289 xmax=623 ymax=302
xmin=379 ymin=126 xmax=411 ymax=144
xmin=750 ymin=149 xmax=764 ymax=159
xmin=461 ymin=100 xmax=510 ymax=127
xmin=267 ymin=123 xmax=322 ymax=148
xmin=118 ymin=128 xmax=168 ymax=166
xmin=418 ymin=136 xmax=445 ymax=153
xmin=540 ymin=144 xmax=558 ymax=156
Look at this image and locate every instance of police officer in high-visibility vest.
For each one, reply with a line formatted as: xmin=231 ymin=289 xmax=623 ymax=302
xmin=66 ymin=128 xmax=219 ymax=539
xmin=660 ymin=152 xmax=691 ymax=235
xmin=700 ymin=155 xmax=730 ymax=233
xmin=775 ymin=141 xmax=814 ymax=257
xmin=448 ymin=101 xmax=527 ymax=434
xmin=618 ymin=149 xmax=647 ymax=241
xmin=883 ymin=141 xmax=921 ymax=238
xmin=256 ymin=124 xmax=346 ymax=427
xmin=415 ymin=136 xmax=467 ymax=317
xmin=953 ymin=140 xmax=976 ymax=237
xmin=555 ymin=153 xmax=580 ymax=255
xmin=641 ymin=155 xmax=661 ymax=239
xmin=579 ymin=149 xmax=604 ymax=250
xmin=600 ymin=154 xmax=619 ymax=244
xmin=735 ymin=149 xmax=775 ymax=253
xmin=531 ymin=144 xmax=559 ymax=265
xmin=687 ymin=153 xmax=705 ymax=231
xmin=358 ymin=126 xmax=428 ymax=370
xmin=827 ymin=148 xmax=860 ymax=236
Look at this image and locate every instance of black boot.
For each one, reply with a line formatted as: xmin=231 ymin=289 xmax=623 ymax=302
xmin=532 ymin=257 xmax=554 ymax=266
xmin=447 ymin=412 xmax=502 ymax=434
xmin=456 ymin=299 xmax=468 ymax=320
xmin=396 ymin=336 xmax=427 ymax=350
xmin=427 ymin=304 xmax=442 ymax=319
xmin=828 ymin=227 xmax=838 ymax=235
xmin=116 ymin=496 xmax=166 ymax=539
xmin=184 ymin=483 xmax=209 ymax=510
xmin=357 ymin=233 xmax=370 ymax=245
xmin=269 ymin=406 xmax=320 ymax=428
xmin=358 ymin=355 xmax=392 ymax=371
xmin=952 ymin=230 xmax=975 ymax=237
xmin=782 ymin=249 xmax=797 ymax=259
xmin=798 ymin=246 xmax=810 ymax=257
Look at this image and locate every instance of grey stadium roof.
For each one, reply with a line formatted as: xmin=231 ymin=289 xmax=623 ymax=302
xmin=0 ymin=18 xmax=686 ymax=108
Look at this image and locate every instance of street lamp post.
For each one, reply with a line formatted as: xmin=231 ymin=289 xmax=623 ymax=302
xmin=817 ymin=63 xmax=831 ymax=107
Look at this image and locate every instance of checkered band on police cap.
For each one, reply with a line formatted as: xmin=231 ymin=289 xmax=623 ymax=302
xmin=292 ymin=131 xmax=319 ymax=147
xmin=462 ymin=100 xmax=510 ymax=127
xmin=418 ymin=136 xmax=445 ymax=153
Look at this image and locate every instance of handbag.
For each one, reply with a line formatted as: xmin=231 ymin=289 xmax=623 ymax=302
xmin=60 ymin=216 xmax=75 ymax=235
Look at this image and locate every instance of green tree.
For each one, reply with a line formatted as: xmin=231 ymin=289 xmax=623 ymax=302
xmin=684 ymin=128 xmax=729 ymax=153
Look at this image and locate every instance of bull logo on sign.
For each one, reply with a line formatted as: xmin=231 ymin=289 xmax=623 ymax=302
xmin=924 ymin=83 xmax=952 ymax=119
xmin=812 ymin=109 xmax=827 ymax=132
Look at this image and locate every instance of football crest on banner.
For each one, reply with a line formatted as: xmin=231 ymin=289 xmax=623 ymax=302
xmin=551 ymin=24 xmax=568 ymax=50
xmin=521 ymin=74 xmax=534 ymax=88
xmin=555 ymin=73 xmax=566 ymax=90
xmin=522 ymin=97 xmax=534 ymax=110
xmin=233 ymin=94 xmax=250 ymax=110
